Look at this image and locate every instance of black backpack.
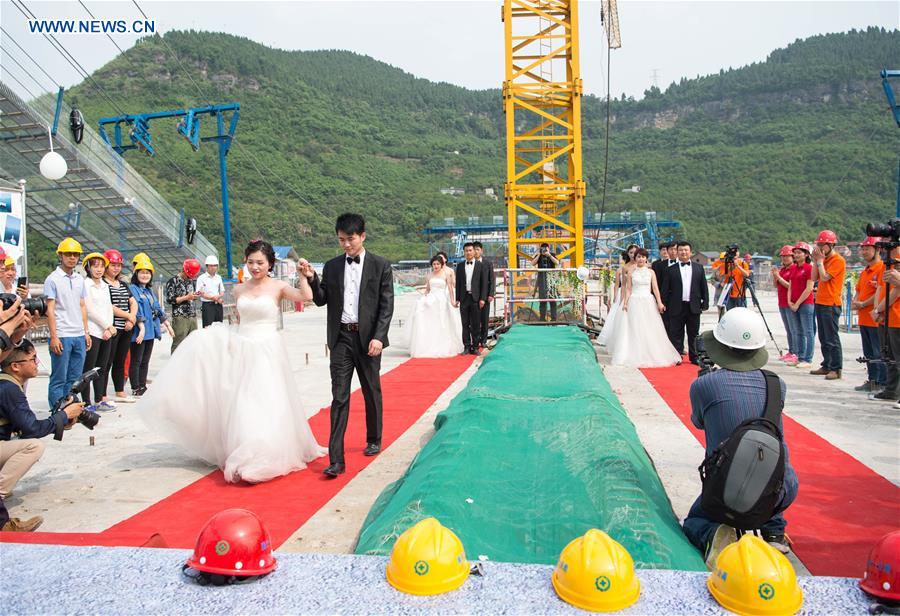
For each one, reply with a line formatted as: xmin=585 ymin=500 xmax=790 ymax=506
xmin=698 ymin=370 xmax=786 ymax=530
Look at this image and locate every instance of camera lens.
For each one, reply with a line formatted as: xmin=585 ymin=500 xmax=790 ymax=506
xmin=78 ymin=408 xmax=100 ymax=430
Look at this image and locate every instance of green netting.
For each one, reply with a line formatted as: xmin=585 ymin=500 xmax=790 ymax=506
xmin=355 ymin=325 xmax=706 ymax=571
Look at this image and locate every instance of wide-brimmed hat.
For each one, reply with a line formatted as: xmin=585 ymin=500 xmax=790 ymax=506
xmin=701 ymin=308 xmax=769 ymax=371
xmin=701 ymin=331 xmax=768 ymax=371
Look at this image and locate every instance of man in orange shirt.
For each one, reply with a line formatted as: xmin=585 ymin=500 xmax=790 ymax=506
xmin=872 ymin=245 xmax=900 ymax=403
xmin=714 ymin=253 xmax=750 ymax=312
xmin=852 ymin=236 xmax=885 ymax=391
xmin=809 ymin=230 xmax=846 ymax=380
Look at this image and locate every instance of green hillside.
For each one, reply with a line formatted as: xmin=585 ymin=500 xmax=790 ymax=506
xmin=52 ymin=26 xmax=899 ymax=270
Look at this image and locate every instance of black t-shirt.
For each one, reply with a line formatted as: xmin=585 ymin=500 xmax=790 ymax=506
xmin=536 ymin=254 xmax=555 ymax=269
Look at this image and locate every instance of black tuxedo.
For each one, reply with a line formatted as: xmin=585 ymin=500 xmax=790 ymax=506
xmin=479 ymin=258 xmax=495 ymax=345
xmin=310 ymin=251 xmax=394 ymax=464
xmin=660 ymin=260 xmax=709 ymax=361
xmin=651 ymin=259 xmax=674 ymax=329
xmin=456 ymin=260 xmax=489 ymax=351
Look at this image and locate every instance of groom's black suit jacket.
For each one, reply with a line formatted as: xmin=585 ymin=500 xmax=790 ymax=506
xmin=455 ymin=260 xmax=489 ymax=303
xmin=660 ymin=260 xmax=709 ymax=316
xmin=310 ymin=251 xmax=394 ymax=350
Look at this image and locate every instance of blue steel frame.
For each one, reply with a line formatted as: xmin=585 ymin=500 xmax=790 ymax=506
xmin=882 ymin=69 xmax=900 ymax=216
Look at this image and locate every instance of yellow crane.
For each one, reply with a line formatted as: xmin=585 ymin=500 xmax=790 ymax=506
xmin=502 ymin=0 xmax=620 ymax=268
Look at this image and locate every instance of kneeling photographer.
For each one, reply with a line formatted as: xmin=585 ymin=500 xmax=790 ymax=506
xmin=682 ymin=308 xmax=798 ymax=569
xmin=0 ymin=331 xmax=86 ymax=532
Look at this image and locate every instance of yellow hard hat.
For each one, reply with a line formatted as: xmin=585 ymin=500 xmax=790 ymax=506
xmin=3 ymin=256 xmax=15 ymax=267
xmin=385 ymin=517 xmax=469 ymax=596
xmin=82 ymin=252 xmax=110 ymax=269
xmin=56 ymin=237 xmax=83 ymax=254
xmin=552 ymin=529 xmax=641 ymax=612
xmin=132 ymin=257 xmax=155 ymax=274
xmin=131 ymin=252 xmax=149 ymax=265
xmin=708 ymin=534 xmax=803 ymax=616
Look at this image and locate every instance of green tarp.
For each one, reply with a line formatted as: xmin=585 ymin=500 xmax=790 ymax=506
xmin=356 ymin=325 xmax=706 ymax=571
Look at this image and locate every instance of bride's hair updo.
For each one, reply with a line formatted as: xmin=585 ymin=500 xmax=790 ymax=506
xmin=430 ymin=255 xmax=443 ymax=267
xmin=245 ymin=239 xmax=276 ymax=272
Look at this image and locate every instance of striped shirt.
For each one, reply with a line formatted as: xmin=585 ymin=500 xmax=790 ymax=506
xmin=689 ymin=368 xmax=796 ymax=483
xmin=107 ymin=279 xmax=132 ymax=330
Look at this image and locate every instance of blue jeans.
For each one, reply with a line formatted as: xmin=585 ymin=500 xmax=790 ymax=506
xmin=778 ymin=307 xmax=796 ymax=355
xmin=683 ymin=470 xmax=799 ymax=550
xmin=785 ymin=304 xmax=815 ymax=362
xmin=48 ymin=336 xmax=87 ymax=408
xmin=815 ymin=304 xmax=842 ymax=371
xmin=725 ymin=296 xmax=746 ymax=311
xmin=859 ymin=325 xmax=887 ymax=385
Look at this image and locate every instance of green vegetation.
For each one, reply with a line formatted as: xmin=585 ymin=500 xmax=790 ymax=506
xmin=51 ymin=26 xmax=898 ymax=270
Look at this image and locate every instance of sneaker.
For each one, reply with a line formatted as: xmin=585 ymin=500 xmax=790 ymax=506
xmin=704 ymin=524 xmax=738 ymax=571
xmin=809 ymin=366 xmax=829 ymax=375
xmin=764 ymin=534 xmax=791 ymax=554
xmin=795 ymin=361 xmax=811 ymax=369
xmin=132 ymin=387 xmax=147 ymax=397
xmin=825 ymin=370 xmax=842 ymax=380
xmin=115 ymin=394 xmax=137 ymax=404
xmin=854 ymin=380 xmax=877 ymax=392
xmin=870 ymin=391 xmax=899 ymax=401
xmin=894 ymin=401 xmax=900 ymax=410
xmin=95 ymin=401 xmax=117 ymax=412
xmin=2 ymin=515 xmax=43 ymax=532
xmin=778 ymin=353 xmax=790 ymax=361
xmin=99 ymin=399 xmax=117 ymax=409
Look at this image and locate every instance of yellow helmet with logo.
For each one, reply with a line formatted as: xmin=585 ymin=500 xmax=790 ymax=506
xmin=708 ymin=534 xmax=803 ymax=616
xmin=131 ymin=252 xmax=149 ymax=266
xmin=385 ymin=517 xmax=469 ymax=596
xmin=132 ymin=256 xmax=155 ymax=274
xmin=56 ymin=237 xmax=83 ymax=254
xmin=552 ymin=529 xmax=640 ymax=612
xmin=82 ymin=252 xmax=110 ymax=269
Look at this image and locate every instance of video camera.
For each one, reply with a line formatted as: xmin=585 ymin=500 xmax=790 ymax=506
xmin=0 ymin=293 xmax=47 ymax=317
xmin=866 ymin=218 xmax=900 ymax=264
xmin=723 ymin=244 xmax=740 ymax=264
xmin=51 ymin=368 xmax=101 ymax=441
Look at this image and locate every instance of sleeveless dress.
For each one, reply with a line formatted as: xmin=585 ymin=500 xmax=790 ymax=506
xmin=599 ymin=272 xmax=625 ymax=348
xmin=140 ymin=294 xmax=326 ymax=483
xmin=406 ymin=277 xmax=464 ymax=357
xmin=609 ymin=266 xmax=682 ymax=367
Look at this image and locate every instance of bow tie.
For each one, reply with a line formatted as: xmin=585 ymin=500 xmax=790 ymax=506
xmin=680 ymin=262 xmax=690 ymax=267
xmin=346 ymin=255 xmax=360 ymax=264
xmin=466 ymin=261 xmax=473 ymax=265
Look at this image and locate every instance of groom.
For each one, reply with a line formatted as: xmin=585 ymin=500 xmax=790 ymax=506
xmin=305 ymin=213 xmax=394 ymax=477
xmin=660 ymin=241 xmax=709 ymax=364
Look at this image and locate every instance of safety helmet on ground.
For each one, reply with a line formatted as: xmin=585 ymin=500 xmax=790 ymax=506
xmin=385 ymin=517 xmax=469 ymax=596
xmin=860 ymin=530 xmax=900 ymax=602
xmin=714 ymin=307 xmax=766 ymax=351
xmin=183 ymin=258 xmax=202 ymax=279
xmin=104 ymin=249 xmax=124 ymax=265
xmin=708 ymin=534 xmax=803 ymax=616
xmin=793 ymin=242 xmax=812 ymax=254
xmin=815 ymin=230 xmax=838 ymax=244
xmin=860 ymin=236 xmax=882 ymax=248
xmin=56 ymin=237 xmax=83 ymax=254
xmin=779 ymin=245 xmax=794 ymax=257
xmin=131 ymin=252 xmax=149 ymax=266
xmin=82 ymin=252 xmax=109 ymax=270
xmin=185 ymin=509 xmax=276 ymax=579
xmin=552 ymin=529 xmax=641 ymax=612
xmin=205 ymin=255 xmax=219 ymax=266
xmin=132 ymin=257 xmax=155 ymax=274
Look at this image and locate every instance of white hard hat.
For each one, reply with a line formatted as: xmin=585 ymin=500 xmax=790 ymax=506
xmin=205 ymin=255 xmax=219 ymax=266
xmin=713 ymin=307 xmax=766 ymax=350
xmin=576 ymin=266 xmax=590 ymax=281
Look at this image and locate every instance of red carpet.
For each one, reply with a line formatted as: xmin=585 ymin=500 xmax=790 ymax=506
xmin=2 ymin=356 xmax=475 ymax=549
xmin=641 ymin=363 xmax=900 ymax=578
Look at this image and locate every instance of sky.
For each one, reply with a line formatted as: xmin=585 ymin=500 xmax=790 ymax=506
xmin=0 ymin=0 xmax=897 ymax=104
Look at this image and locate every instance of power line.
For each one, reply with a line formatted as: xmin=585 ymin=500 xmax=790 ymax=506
xmin=77 ymin=0 xmax=126 ymax=55
xmin=0 ymin=25 xmax=60 ymax=88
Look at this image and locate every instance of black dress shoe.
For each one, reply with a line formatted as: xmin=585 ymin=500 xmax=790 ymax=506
xmin=690 ymin=358 xmax=700 ymax=365
xmin=364 ymin=443 xmax=381 ymax=456
xmin=323 ymin=463 xmax=345 ymax=477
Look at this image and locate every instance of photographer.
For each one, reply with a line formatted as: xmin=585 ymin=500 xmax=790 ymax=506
xmin=714 ymin=246 xmax=750 ymax=311
xmin=530 ymin=243 xmax=559 ymax=322
xmin=0 ymin=333 xmax=83 ymax=532
xmin=164 ymin=259 xmax=201 ymax=353
xmin=682 ymin=308 xmax=798 ymax=567
xmin=871 ymin=244 xmax=900 ymax=403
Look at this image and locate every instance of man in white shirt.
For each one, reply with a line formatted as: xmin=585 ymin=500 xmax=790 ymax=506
xmin=196 ymin=255 xmax=225 ymax=327
xmin=659 ymin=241 xmax=709 ymax=364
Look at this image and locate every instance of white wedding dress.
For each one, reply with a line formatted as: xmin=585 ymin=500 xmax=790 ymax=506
xmin=140 ymin=294 xmax=326 ymax=483
xmin=609 ymin=266 xmax=682 ymax=367
xmin=406 ymin=277 xmax=464 ymax=358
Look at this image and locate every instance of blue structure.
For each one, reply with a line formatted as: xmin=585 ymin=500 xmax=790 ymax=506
xmin=98 ymin=104 xmax=240 ymax=279
xmin=881 ymin=69 xmax=900 ymax=216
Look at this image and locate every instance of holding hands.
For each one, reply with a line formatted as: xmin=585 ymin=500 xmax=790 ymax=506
xmin=297 ymin=258 xmax=316 ymax=281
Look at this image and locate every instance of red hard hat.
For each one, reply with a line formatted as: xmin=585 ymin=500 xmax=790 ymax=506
xmin=816 ymin=230 xmax=838 ymax=244
xmin=183 ymin=258 xmax=202 ymax=279
xmin=779 ymin=245 xmax=794 ymax=256
xmin=861 ymin=236 xmax=882 ymax=248
xmin=793 ymin=241 xmax=812 ymax=254
xmin=186 ymin=509 xmax=276 ymax=577
xmin=860 ymin=530 xmax=900 ymax=602
xmin=104 ymin=249 xmax=123 ymax=265
xmin=0 ymin=246 xmax=6 ymax=261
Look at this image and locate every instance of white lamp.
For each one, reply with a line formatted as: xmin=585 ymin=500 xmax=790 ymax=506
xmin=576 ymin=266 xmax=590 ymax=281
xmin=39 ymin=125 xmax=67 ymax=180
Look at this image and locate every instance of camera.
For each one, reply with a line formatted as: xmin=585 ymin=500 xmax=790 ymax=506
xmin=50 ymin=368 xmax=101 ymax=440
xmin=723 ymin=244 xmax=740 ymax=264
xmin=695 ymin=334 xmax=716 ymax=377
xmin=0 ymin=293 xmax=47 ymax=317
xmin=866 ymin=218 xmax=900 ymax=242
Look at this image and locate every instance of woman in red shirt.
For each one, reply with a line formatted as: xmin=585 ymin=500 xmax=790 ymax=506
xmin=772 ymin=245 xmax=797 ymax=362
xmin=786 ymin=242 xmax=815 ymax=368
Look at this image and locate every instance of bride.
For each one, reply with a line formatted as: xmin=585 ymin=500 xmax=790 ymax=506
xmin=407 ymin=255 xmax=464 ymax=357
xmin=141 ymin=240 xmax=326 ymax=483
xmin=599 ymin=244 xmax=638 ymax=348
xmin=609 ymin=248 xmax=682 ymax=367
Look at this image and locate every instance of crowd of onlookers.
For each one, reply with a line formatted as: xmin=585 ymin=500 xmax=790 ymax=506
xmin=0 ymin=237 xmax=224 ymax=532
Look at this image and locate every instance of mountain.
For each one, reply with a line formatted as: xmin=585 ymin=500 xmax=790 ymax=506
xmin=50 ymin=26 xmax=899 ymax=272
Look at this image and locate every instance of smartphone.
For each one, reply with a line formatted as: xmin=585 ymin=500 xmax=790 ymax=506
xmin=16 ymin=276 xmax=26 ymax=289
